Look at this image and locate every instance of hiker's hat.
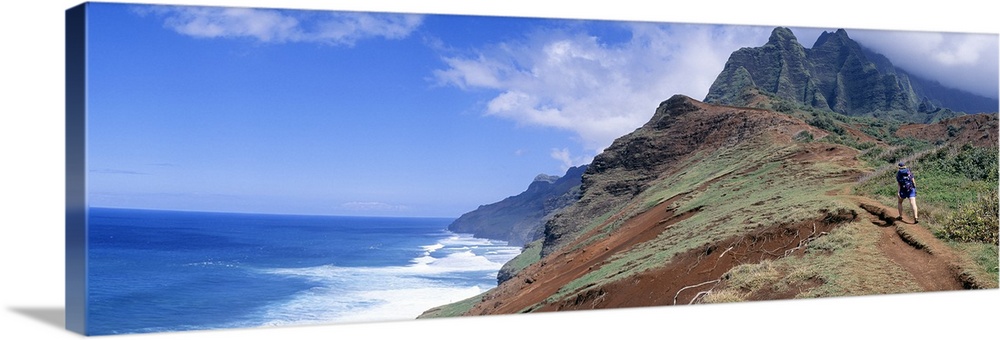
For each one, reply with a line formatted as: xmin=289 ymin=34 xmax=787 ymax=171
xmin=898 ymin=162 xmax=906 ymax=168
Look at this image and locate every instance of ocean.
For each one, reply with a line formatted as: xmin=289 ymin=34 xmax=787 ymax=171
xmin=85 ymin=208 xmax=522 ymax=335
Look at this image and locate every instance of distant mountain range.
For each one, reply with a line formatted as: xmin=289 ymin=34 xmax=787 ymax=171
xmin=705 ymin=27 xmax=998 ymax=122
xmin=447 ymin=165 xmax=587 ymax=247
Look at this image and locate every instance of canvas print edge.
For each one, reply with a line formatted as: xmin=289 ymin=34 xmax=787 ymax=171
xmin=59 ymin=0 xmax=998 ymax=338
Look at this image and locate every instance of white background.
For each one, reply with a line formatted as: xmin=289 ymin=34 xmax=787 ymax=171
xmin=2 ymin=1 xmax=997 ymax=339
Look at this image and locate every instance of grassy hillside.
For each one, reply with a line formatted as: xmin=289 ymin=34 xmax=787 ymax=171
xmin=530 ymin=136 xmax=865 ymax=309
xmin=704 ymin=100 xmax=999 ymax=302
xmin=419 ymin=96 xmax=998 ymax=319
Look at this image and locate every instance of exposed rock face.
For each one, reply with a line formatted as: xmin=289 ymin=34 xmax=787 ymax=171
xmin=808 ymin=28 xmax=917 ymax=115
xmin=447 ymin=165 xmax=587 ymax=247
xmin=705 ymin=27 xmax=998 ymax=121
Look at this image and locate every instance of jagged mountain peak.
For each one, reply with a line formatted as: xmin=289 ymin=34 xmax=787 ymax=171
xmin=766 ymin=26 xmax=800 ymax=46
xmin=763 ymin=27 xmax=807 ymax=57
xmin=811 ymin=28 xmax=866 ymax=58
xmin=813 ymin=28 xmax=851 ymax=46
xmin=705 ymin=26 xmax=998 ymax=120
xmin=812 ymin=28 xmax=861 ymax=51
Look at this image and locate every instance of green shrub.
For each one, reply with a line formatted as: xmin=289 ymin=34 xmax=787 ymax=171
xmin=773 ymin=101 xmax=794 ymax=113
xmin=793 ymin=130 xmax=814 ymax=142
xmin=936 ymin=188 xmax=999 ymax=245
xmin=922 ymin=144 xmax=999 ymax=182
xmin=808 ymin=116 xmax=845 ymax=135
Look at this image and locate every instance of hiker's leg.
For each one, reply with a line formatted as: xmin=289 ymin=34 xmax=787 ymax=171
xmin=909 ymin=197 xmax=918 ymax=221
xmin=897 ymin=196 xmax=905 ymax=219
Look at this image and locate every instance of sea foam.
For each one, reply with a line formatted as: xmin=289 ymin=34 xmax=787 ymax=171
xmin=254 ymin=231 xmax=520 ymax=327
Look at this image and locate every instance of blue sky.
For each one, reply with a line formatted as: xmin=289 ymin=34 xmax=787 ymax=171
xmin=83 ymin=2 xmax=999 ymax=218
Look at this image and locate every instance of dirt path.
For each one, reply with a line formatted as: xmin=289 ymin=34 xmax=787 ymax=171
xmin=853 ymin=196 xmax=970 ymax=291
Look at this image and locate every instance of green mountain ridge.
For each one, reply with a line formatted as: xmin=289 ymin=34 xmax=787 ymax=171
xmin=418 ymin=26 xmax=998 ymax=320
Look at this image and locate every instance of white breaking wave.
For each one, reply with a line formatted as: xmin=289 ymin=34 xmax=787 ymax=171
xmin=251 ymin=231 xmax=521 ymax=328
xmin=421 ymin=243 xmax=445 ymax=254
xmin=408 ymin=249 xmax=504 ymax=274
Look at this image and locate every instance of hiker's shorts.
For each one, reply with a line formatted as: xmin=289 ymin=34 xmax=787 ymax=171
xmin=898 ymin=189 xmax=916 ymax=198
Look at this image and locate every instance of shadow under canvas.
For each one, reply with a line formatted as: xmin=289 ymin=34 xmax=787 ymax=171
xmin=9 ymin=307 xmax=66 ymax=331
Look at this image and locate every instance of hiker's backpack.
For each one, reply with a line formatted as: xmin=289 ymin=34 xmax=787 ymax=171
xmin=897 ymin=168 xmax=914 ymax=192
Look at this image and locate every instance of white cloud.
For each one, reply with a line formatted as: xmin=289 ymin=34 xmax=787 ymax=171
xmin=852 ymin=29 xmax=999 ymax=99
xmin=433 ymin=23 xmax=771 ymax=154
xmin=550 ymin=148 xmax=591 ymax=171
xmin=135 ymin=5 xmax=423 ymax=46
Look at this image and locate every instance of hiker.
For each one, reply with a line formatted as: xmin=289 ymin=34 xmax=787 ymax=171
xmin=895 ymin=162 xmax=919 ymax=223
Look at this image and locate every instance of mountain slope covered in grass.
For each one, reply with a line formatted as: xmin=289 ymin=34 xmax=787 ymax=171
xmin=421 ymin=94 xmax=996 ymax=318
xmin=419 ymin=26 xmax=998 ymax=320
